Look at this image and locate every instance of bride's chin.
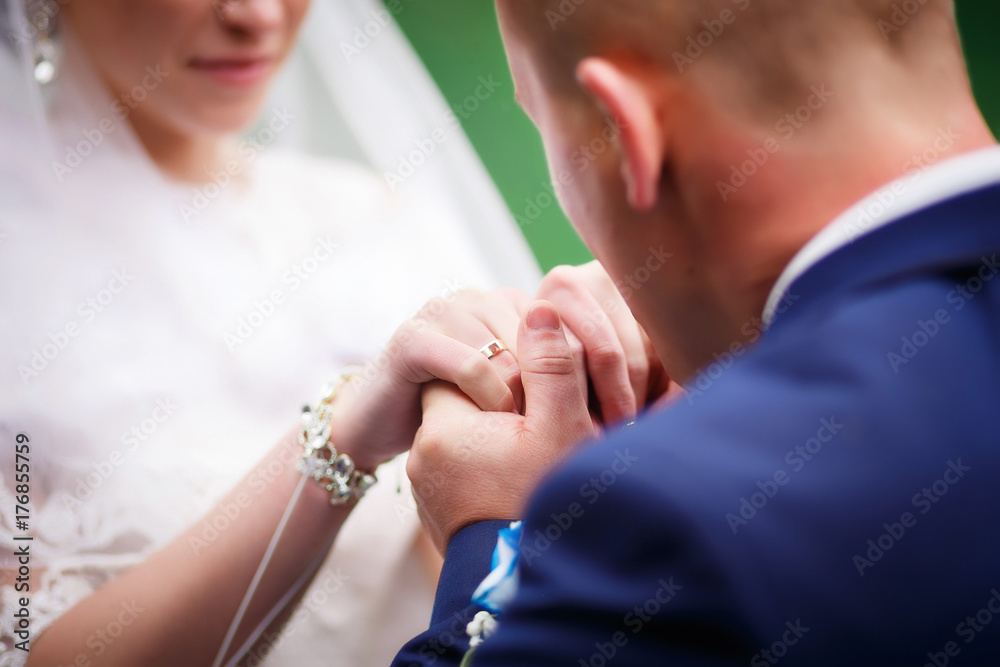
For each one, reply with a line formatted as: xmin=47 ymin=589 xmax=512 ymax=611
xmin=151 ymin=77 xmax=270 ymax=134
xmin=177 ymin=99 xmax=273 ymax=139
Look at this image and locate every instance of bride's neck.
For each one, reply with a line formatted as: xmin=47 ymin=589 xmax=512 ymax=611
xmin=128 ymin=111 xmax=232 ymax=185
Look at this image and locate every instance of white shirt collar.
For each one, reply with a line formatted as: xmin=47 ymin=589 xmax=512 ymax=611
xmin=763 ymin=143 xmax=1000 ymax=326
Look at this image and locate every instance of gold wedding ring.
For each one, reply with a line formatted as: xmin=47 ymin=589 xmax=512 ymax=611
xmin=479 ymin=339 xmax=507 ymax=360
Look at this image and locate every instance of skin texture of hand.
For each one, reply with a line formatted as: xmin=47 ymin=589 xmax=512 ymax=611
xmin=330 ymin=288 xmax=530 ymax=471
xmin=536 ymin=260 xmax=672 ymax=426
xmin=408 ymin=301 xmax=596 ymax=554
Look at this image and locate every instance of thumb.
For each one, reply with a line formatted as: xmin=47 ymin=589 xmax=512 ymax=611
xmin=518 ymin=301 xmax=594 ymax=446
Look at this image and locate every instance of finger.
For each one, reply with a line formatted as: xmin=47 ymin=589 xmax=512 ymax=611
xmin=641 ymin=325 xmax=672 ymax=404
xmin=562 ymin=267 xmax=651 ymax=414
xmin=478 ymin=336 xmax=522 ymax=414
xmin=494 ymin=286 xmax=533 ymax=319
xmin=602 ymin=293 xmax=650 ymax=412
xmin=426 ymin=292 xmax=524 ymax=401
xmin=488 ymin=287 xmax=534 ymax=409
xmin=398 ymin=332 xmax=515 ymax=413
xmin=421 ymin=379 xmax=480 ymax=416
xmin=562 ymin=326 xmax=589 ymax=413
xmin=440 ymin=290 xmax=525 ymax=361
xmin=544 ymin=285 xmax=637 ymax=425
xmin=517 ymin=301 xmax=594 ymax=449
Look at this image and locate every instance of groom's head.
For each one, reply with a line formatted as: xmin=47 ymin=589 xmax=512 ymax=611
xmin=496 ymin=0 xmax=984 ymax=380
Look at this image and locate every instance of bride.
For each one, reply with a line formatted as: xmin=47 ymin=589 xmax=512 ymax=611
xmin=0 ymin=0 xmax=541 ymax=665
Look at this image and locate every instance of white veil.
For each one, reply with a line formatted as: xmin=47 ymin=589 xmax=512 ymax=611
xmin=2 ymin=0 xmax=540 ymax=288
xmin=1 ymin=0 xmax=539 ymax=664
xmin=256 ymin=0 xmax=540 ymax=292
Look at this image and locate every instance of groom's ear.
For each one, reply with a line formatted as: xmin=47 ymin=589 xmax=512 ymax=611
xmin=575 ymin=57 xmax=670 ymax=212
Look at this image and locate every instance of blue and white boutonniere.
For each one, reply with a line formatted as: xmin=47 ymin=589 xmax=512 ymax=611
xmin=460 ymin=521 xmax=523 ymax=666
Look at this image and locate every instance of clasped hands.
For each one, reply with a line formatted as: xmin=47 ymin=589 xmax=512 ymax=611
xmin=329 ymin=261 xmax=671 ymax=552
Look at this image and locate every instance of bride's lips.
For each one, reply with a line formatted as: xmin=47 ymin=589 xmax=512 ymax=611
xmin=188 ymin=55 xmax=274 ymax=87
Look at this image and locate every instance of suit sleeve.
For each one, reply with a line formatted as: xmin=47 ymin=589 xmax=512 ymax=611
xmin=468 ymin=452 xmax=754 ymax=666
xmin=391 ymin=520 xmax=511 ymax=667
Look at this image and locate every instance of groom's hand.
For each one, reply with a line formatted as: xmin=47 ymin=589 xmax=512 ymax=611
xmin=536 ymin=260 xmax=670 ymax=426
xmin=408 ymin=301 xmax=595 ymax=554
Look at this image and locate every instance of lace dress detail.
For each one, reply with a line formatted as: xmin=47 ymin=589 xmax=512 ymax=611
xmin=0 ymin=147 xmax=499 ymax=665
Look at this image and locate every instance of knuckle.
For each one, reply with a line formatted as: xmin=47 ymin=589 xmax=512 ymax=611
xmin=526 ymin=351 xmax=578 ymax=377
xmin=453 ymin=287 xmax=486 ymax=305
xmin=456 ymin=353 xmax=491 ymax=389
xmin=587 ymin=308 xmax=610 ymax=325
xmin=586 ymin=260 xmax=615 ymax=286
xmin=626 ymin=354 xmax=649 ymax=382
xmin=411 ymin=429 xmax=443 ymax=472
xmin=410 ymin=427 xmax=430 ymax=459
xmin=539 ymin=265 xmax=578 ymax=292
xmin=588 ymin=342 xmax=624 ymax=371
xmin=396 ymin=316 xmax=425 ymax=341
xmin=493 ymin=286 xmax=527 ymax=304
xmin=547 ymin=264 xmax=578 ymax=282
xmin=418 ymin=297 xmax=449 ymax=319
xmin=405 ymin=446 xmax=422 ymax=481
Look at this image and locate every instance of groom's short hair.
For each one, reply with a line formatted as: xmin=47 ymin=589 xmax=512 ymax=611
xmin=502 ymin=0 xmax=956 ymax=113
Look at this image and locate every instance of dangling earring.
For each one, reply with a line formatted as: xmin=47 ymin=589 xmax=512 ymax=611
xmin=26 ymin=0 xmax=59 ymax=85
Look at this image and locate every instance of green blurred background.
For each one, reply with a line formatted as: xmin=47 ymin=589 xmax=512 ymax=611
xmin=386 ymin=1 xmax=999 ymax=272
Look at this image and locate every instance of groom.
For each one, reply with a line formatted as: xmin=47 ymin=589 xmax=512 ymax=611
xmin=395 ymin=0 xmax=1000 ymax=664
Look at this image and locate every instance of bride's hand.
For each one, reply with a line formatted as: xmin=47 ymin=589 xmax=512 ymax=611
xmin=328 ymin=287 xmax=530 ymax=470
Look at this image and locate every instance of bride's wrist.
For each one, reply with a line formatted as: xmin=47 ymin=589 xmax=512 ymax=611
xmin=326 ymin=377 xmax=379 ymax=472
xmin=297 ymin=376 xmax=378 ymax=505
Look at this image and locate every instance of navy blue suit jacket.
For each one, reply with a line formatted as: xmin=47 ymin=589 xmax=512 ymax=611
xmin=394 ymin=185 xmax=1000 ymax=666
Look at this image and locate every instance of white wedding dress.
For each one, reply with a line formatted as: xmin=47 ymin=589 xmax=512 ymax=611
xmin=0 ymin=1 xmax=540 ymax=665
